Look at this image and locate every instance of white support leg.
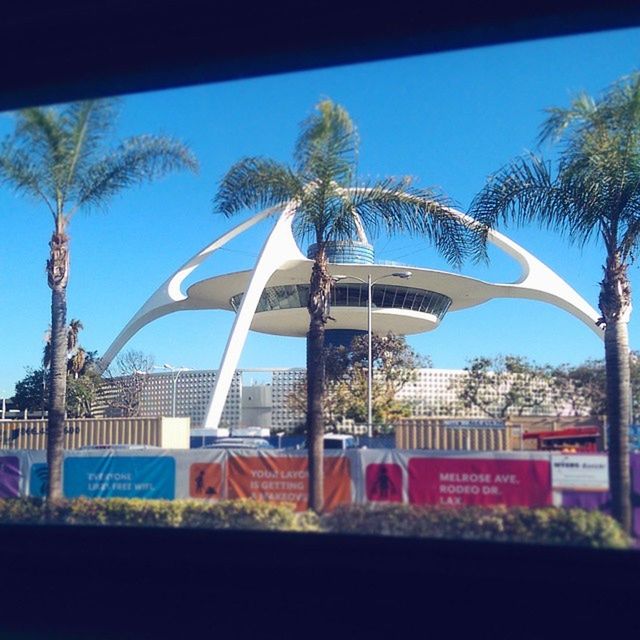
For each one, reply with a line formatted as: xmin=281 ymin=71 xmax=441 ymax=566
xmin=203 ymin=202 xmax=302 ymax=429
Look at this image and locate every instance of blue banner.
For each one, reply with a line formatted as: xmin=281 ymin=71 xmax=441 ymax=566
xmin=64 ymin=456 xmax=175 ymax=499
xmin=30 ymin=463 xmax=48 ymax=497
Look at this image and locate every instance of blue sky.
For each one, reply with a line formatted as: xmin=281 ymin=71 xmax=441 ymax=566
xmin=2 ymin=26 xmax=640 ymax=396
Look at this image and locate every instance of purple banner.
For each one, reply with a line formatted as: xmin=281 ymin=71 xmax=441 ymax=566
xmin=562 ymin=490 xmax=610 ymax=512
xmin=562 ymin=454 xmax=640 ymax=537
xmin=0 ymin=457 xmax=20 ymax=498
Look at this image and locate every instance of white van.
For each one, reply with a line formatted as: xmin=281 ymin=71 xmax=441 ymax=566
xmin=190 ymin=427 xmax=230 ymax=448
xmin=323 ymin=434 xmax=360 ymax=450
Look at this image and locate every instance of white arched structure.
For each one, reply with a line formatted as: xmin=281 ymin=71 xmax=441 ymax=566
xmin=99 ymin=199 xmax=604 ymax=430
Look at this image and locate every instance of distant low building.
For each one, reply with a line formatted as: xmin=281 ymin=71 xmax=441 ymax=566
xmin=101 ymin=366 xmax=590 ymax=431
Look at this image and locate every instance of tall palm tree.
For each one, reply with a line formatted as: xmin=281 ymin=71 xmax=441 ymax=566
xmin=470 ymin=72 xmax=640 ymax=533
xmin=215 ymin=99 xmax=475 ymax=511
xmin=0 ymin=100 xmax=198 ymax=499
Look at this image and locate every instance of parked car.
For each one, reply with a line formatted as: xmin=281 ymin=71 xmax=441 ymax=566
xmin=292 ymin=435 xmax=363 ymax=450
xmin=202 ymin=437 xmax=274 ymax=449
xmin=190 ymin=428 xmax=230 ymax=448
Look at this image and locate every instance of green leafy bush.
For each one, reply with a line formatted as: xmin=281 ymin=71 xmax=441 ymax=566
xmin=180 ymin=499 xmax=319 ymax=531
xmin=0 ymin=497 xmax=48 ymax=524
xmin=321 ymin=504 xmax=631 ymax=549
xmin=0 ymin=497 xmax=319 ymax=532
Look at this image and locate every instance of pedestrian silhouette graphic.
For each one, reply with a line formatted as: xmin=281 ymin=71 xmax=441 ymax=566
xmin=195 ymin=470 xmax=205 ymax=493
xmin=371 ymin=465 xmax=396 ymax=499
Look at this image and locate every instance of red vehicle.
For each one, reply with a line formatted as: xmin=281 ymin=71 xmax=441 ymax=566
xmin=523 ymin=426 xmax=601 ymax=452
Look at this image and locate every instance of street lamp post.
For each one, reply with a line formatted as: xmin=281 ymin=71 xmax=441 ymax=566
xmin=333 ymin=271 xmax=412 ymax=438
xmin=163 ymin=364 xmax=191 ymax=418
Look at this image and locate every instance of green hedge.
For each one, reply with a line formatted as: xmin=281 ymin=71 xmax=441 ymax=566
xmin=321 ymin=504 xmax=631 ymax=549
xmin=0 ymin=497 xmax=319 ymax=532
xmin=0 ymin=498 xmax=630 ymax=548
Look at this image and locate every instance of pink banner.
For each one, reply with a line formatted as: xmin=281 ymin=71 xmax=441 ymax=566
xmin=366 ymin=463 xmax=403 ymax=502
xmin=408 ymin=457 xmax=552 ymax=507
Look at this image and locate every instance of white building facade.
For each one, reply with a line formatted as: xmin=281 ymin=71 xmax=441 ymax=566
xmin=122 ymin=366 xmax=559 ymax=430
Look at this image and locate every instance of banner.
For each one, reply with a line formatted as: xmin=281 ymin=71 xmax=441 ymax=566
xmin=0 ymin=456 xmax=20 ymax=497
xmin=561 ymin=491 xmax=610 ymax=512
xmin=227 ymin=453 xmax=351 ymax=511
xmin=408 ymin=457 xmax=552 ymax=507
xmin=551 ymin=454 xmax=608 ymax=491
xmin=64 ymin=455 xmax=176 ymax=499
xmin=30 ymin=463 xmax=48 ymax=497
xmin=366 ymin=463 xmax=403 ymax=502
xmin=189 ymin=463 xmax=223 ymax=499
xmin=632 ymin=454 xmax=640 ymax=536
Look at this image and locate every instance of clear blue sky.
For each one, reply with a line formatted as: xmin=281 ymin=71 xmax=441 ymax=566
xmin=2 ymin=26 xmax=640 ymax=396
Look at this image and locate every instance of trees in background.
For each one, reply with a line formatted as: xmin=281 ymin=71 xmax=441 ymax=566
xmin=451 ymin=353 xmax=640 ymax=424
xmin=451 ymin=356 xmax=552 ymax=419
xmin=0 ymin=100 xmax=197 ymax=499
xmin=287 ymin=333 xmax=426 ymax=432
xmin=104 ymin=350 xmax=156 ymax=417
xmin=12 ymin=320 xmax=101 ymax=418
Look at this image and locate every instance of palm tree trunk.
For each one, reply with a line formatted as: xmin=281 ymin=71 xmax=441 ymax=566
xmin=306 ymin=245 xmax=331 ymax=512
xmin=604 ymin=319 xmax=632 ymax=533
xmin=600 ymin=255 xmax=632 ymax=533
xmin=46 ymin=227 xmax=69 ymax=500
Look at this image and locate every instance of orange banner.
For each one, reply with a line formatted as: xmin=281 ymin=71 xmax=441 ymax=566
xmin=189 ymin=463 xmax=223 ymax=500
xmin=227 ymin=454 xmax=351 ymax=511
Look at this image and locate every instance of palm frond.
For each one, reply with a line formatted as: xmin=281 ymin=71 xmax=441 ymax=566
xmin=14 ymin=107 xmax=67 ymax=200
xmin=294 ymin=99 xmax=358 ymax=186
xmin=470 ymin=153 xmax=579 ymax=239
xmin=215 ymin=157 xmax=300 ymax=216
xmin=60 ymin=100 xmax=119 ymax=197
xmin=76 ymin=134 xmax=198 ymax=208
xmin=345 ymin=180 xmax=473 ymax=269
xmin=0 ymin=141 xmax=55 ymax=215
xmin=539 ymin=93 xmax=596 ymax=145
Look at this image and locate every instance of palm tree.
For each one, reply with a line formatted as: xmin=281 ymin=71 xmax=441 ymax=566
xmin=67 ymin=319 xmax=83 ymax=355
xmin=43 ymin=318 xmax=85 ymax=377
xmin=0 ymin=100 xmax=198 ymax=499
xmin=470 ymin=72 xmax=640 ymax=533
xmin=215 ymin=99 xmax=475 ymax=511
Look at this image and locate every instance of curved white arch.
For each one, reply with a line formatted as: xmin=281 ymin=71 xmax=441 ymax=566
xmin=445 ymin=207 xmax=602 ymax=337
xmin=98 ymin=204 xmax=287 ymax=372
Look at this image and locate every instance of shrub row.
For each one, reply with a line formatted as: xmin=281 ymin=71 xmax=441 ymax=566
xmin=0 ymin=497 xmax=319 ymax=532
xmin=321 ymin=504 xmax=631 ymax=549
xmin=0 ymin=498 xmax=630 ymax=548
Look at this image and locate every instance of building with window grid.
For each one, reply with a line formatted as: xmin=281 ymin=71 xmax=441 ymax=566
xmin=116 ymin=366 xmax=560 ymax=431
